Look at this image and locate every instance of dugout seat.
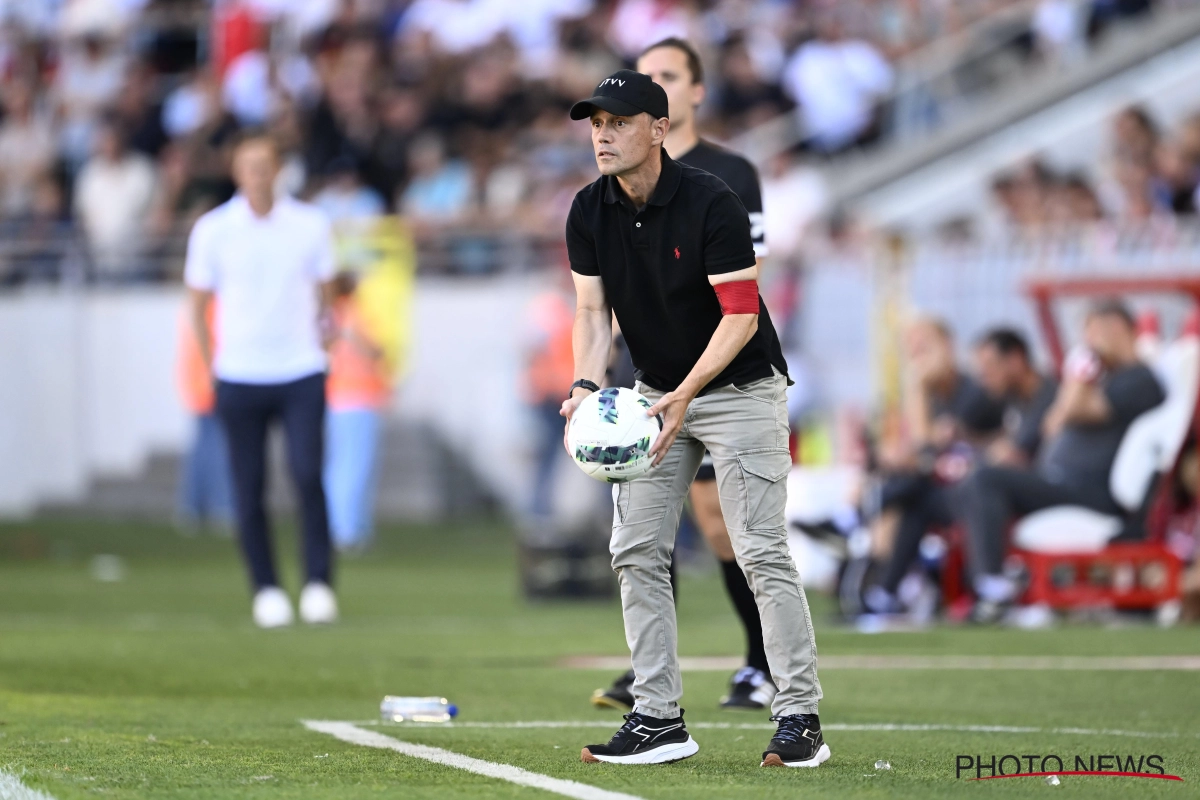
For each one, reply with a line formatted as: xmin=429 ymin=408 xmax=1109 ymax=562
xmin=1008 ymin=330 xmax=1199 ymax=610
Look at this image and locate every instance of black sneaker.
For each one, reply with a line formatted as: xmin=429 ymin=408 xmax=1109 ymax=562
xmin=590 ymin=669 xmax=634 ymax=711
xmin=719 ymin=667 xmax=777 ymax=710
xmin=581 ymin=711 xmax=699 ymax=764
xmin=761 ymin=713 xmax=831 ymax=768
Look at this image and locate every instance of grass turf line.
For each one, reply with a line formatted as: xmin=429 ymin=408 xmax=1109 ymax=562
xmin=0 ymin=516 xmax=1197 ymax=799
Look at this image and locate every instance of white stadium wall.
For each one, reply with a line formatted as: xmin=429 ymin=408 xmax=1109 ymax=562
xmin=0 ymin=277 xmax=599 ymax=519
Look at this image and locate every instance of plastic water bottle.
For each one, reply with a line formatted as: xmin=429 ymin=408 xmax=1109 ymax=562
xmin=380 ymin=696 xmax=458 ymax=723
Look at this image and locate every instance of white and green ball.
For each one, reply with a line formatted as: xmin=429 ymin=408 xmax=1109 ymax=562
xmin=567 ymin=387 xmax=663 ymax=483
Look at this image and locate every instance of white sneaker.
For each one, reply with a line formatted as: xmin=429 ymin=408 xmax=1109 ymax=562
xmin=299 ymin=582 xmax=338 ymax=624
xmin=253 ymin=586 xmax=294 ymax=629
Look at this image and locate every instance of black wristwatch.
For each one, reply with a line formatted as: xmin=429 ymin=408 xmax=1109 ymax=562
xmin=568 ymin=379 xmax=601 ymax=399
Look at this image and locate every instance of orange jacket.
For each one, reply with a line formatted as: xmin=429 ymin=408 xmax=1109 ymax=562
xmin=524 ymin=291 xmax=575 ymax=404
xmin=178 ymin=303 xmax=217 ymax=415
xmin=327 ymin=297 xmax=391 ymax=411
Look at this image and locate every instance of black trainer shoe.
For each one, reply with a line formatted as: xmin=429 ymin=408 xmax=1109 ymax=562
xmin=761 ymin=713 xmax=831 ymax=768
xmin=581 ymin=711 xmax=699 ymax=764
xmin=590 ymin=669 xmax=634 ymax=711
xmin=719 ymin=666 xmax=777 ymax=710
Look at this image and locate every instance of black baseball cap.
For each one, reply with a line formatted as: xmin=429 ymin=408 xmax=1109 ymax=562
xmin=569 ymin=69 xmax=669 ymax=121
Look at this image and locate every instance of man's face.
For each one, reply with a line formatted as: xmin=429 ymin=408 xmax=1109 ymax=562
xmin=1084 ymin=314 xmax=1134 ymax=364
xmin=590 ymin=109 xmax=667 ymax=176
xmin=974 ymin=344 xmax=1017 ymax=397
xmin=232 ymin=140 xmax=280 ymax=197
xmin=636 ymin=47 xmax=703 ymax=131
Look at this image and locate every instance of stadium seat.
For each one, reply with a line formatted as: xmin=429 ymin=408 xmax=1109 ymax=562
xmin=1009 ymin=330 xmax=1199 ymax=610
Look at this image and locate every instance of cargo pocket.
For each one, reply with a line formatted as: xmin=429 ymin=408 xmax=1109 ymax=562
xmin=736 ymin=447 xmax=791 ymax=531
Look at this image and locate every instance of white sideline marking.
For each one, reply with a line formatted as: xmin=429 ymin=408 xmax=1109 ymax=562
xmin=303 ymin=720 xmax=645 ymax=800
xmin=350 ymin=720 xmax=1191 ymax=739
xmin=561 ymin=654 xmax=1200 ymax=671
xmin=0 ymin=770 xmax=57 ymax=800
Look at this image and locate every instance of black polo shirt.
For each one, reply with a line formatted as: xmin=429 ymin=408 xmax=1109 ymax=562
xmin=566 ymin=151 xmax=789 ymax=395
xmin=676 ymin=139 xmax=766 ymax=258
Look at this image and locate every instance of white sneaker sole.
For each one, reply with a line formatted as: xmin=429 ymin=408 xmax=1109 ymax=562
xmin=762 ymin=742 xmax=831 ymax=768
xmin=582 ymin=736 xmax=699 ymax=764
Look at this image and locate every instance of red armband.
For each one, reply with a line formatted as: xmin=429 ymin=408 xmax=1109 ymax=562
xmin=712 ymin=280 xmax=760 ymax=315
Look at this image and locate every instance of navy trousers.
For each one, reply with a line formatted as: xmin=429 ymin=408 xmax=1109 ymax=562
xmin=216 ymin=373 xmax=332 ymax=590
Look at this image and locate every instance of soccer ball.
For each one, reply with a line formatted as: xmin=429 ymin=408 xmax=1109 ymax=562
xmin=567 ymin=387 xmax=662 ymax=483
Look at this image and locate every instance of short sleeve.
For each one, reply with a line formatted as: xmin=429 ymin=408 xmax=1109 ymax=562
xmin=311 ymin=213 xmax=337 ymax=281
xmin=184 ymin=216 xmax=217 ymax=291
xmin=734 ymin=162 xmax=767 ymax=258
xmin=703 ymin=191 xmax=756 ymax=275
xmin=565 ymin=196 xmax=599 ymax=276
xmin=1013 ymin=379 xmax=1058 ymax=457
xmin=1104 ymin=366 xmax=1166 ymax=425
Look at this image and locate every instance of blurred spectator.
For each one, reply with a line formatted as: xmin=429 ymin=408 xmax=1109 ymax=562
xmin=606 ymin=0 xmax=692 ymax=60
xmin=862 ymin=318 xmax=1005 ymax=615
xmin=311 ymin=156 xmax=386 ymax=221
xmin=222 ymin=44 xmax=276 ymax=128
xmin=1033 ymin=0 xmax=1087 ymax=65
xmin=324 ymin=271 xmax=391 ymax=552
xmin=367 ymin=83 xmax=427 ymax=204
xmin=972 ymin=329 xmax=1059 ymax=469
xmin=114 ymin=60 xmax=169 ymax=158
xmin=0 ymin=80 xmax=56 ymax=218
xmin=963 ymin=300 xmax=1165 ymax=621
xmin=162 ymin=69 xmax=219 ymax=140
xmin=398 ymin=0 xmax=506 ymax=56
xmin=73 ymin=116 xmax=156 ymax=279
xmin=714 ymin=34 xmax=789 ymax=134
xmin=54 ymin=31 xmax=126 ymax=166
xmin=399 ymin=133 xmax=473 ymax=224
xmin=760 ymin=152 xmax=827 ymax=261
xmin=781 ymin=15 xmax=893 ymax=153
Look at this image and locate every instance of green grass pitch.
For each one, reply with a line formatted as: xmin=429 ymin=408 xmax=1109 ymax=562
xmin=1 ymin=516 xmax=1197 ymax=798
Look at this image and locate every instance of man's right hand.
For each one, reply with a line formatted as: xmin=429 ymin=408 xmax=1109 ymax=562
xmin=560 ymin=389 xmax=593 ymax=454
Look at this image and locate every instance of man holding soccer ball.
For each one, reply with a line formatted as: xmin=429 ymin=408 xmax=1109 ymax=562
xmin=561 ymin=69 xmax=828 ymax=768
xmin=587 ymin=37 xmax=779 ymax=715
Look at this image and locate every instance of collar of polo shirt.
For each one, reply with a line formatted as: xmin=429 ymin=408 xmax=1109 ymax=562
xmin=602 ymin=151 xmax=683 ymax=209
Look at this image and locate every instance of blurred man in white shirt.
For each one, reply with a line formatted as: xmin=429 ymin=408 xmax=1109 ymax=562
xmin=185 ymin=133 xmax=340 ymax=629
xmin=782 ymin=17 xmax=893 ymax=153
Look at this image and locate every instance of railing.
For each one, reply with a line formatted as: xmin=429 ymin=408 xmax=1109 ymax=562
xmin=0 ymin=221 xmax=569 ymax=287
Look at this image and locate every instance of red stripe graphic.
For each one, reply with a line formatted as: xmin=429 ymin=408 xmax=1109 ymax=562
xmin=970 ymin=771 xmax=1183 ymax=782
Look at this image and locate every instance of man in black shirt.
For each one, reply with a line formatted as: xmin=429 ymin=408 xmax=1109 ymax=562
xmin=974 ymin=328 xmax=1059 ymax=467
xmin=590 ymin=37 xmax=776 ymax=714
xmin=562 ymin=70 xmax=827 ymax=769
xmin=863 ymin=319 xmax=1005 ymax=614
xmin=867 ymin=327 xmax=1057 ymax=614
xmin=964 ymin=301 xmax=1165 ymax=621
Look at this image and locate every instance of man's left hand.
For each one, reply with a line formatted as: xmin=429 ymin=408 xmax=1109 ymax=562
xmin=646 ymin=390 xmax=694 ymax=466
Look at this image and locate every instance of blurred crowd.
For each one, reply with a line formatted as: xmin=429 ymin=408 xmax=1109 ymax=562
xmin=0 ymin=0 xmax=1174 ymax=283
xmin=985 ymin=105 xmax=1200 ymax=232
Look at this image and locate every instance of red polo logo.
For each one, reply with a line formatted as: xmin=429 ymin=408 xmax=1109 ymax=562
xmin=674 ymin=246 xmax=680 ymax=259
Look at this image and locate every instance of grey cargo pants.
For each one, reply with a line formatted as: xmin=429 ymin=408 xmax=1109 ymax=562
xmin=612 ymin=370 xmax=822 ymax=718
